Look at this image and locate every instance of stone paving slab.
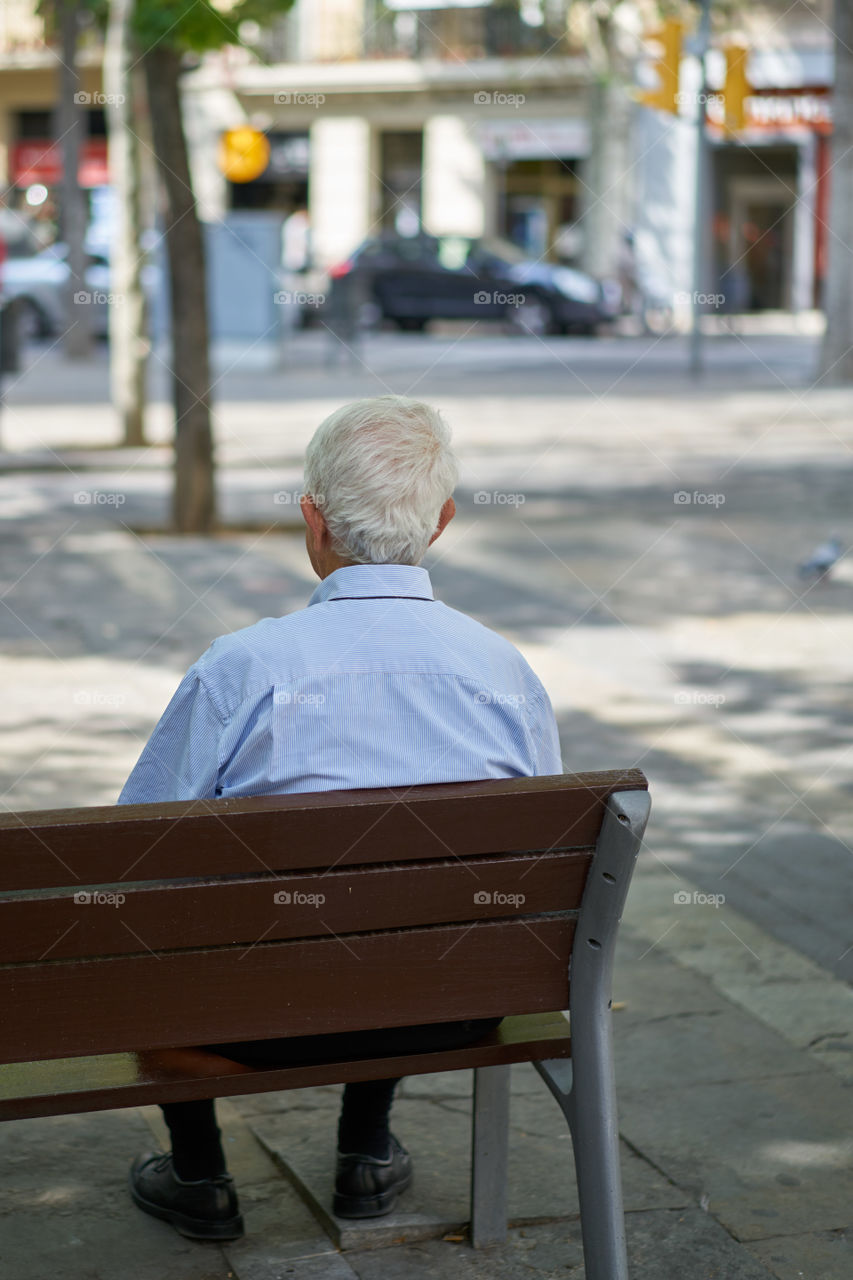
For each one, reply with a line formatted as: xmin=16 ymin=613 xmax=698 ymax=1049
xmin=618 ymin=1069 xmax=853 ymax=1242
xmin=402 ymin=1061 xmax=543 ymax=1098
xmin=224 ymin=1207 xmax=352 ymax=1280
xmin=614 ymin=1000 xmax=820 ymax=1086
xmin=230 ymin=1063 xmax=566 ymax=1115
xmin=611 ymin=937 xmax=732 ymax=1021
xmin=345 ymin=1210 xmax=778 ymax=1280
xmin=0 ymin=1109 xmax=232 ymax=1280
xmin=230 ymin=1250 xmax=358 ymax=1280
xmin=622 ymin=876 xmax=853 ymax=1083
xmin=246 ymin=1089 xmax=683 ymax=1251
xmin=745 ymin=1228 xmax=852 ymax=1280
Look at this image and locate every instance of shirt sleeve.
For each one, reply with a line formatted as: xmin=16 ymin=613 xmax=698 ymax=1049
xmin=117 ymin=667 xmax=225 ymax=803
xmin=525 ymin=683 xmax=563 ymax=776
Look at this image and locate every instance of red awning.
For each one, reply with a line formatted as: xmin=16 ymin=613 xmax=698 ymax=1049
xmin=12 ymin=139 xmax=109 ymax=188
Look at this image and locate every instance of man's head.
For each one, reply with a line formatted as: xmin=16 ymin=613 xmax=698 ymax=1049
xmin=301 ymin=396 xmax=458 ymax=578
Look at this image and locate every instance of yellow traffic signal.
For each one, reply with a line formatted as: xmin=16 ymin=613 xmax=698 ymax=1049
xmin=723 ymin=44 xmax=751 ymax=132
xmin=640 ymin=19 xmax=683 ymax=115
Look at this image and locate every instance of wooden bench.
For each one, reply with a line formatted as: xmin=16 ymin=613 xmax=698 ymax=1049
xmin=0 ymin=768 xmax=650 ymax=1280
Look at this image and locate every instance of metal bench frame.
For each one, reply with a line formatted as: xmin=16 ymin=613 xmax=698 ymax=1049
xmin=471 ymin=790 xmax=649 ymax=1279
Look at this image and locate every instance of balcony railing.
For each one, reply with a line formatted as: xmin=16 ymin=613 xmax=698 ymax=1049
xmin=251 ymin=3 xmax=570 ymax=67
xmin=364 ymin=5 xmax=569 ymax=61
xmin=0 ymin=0 xmax=45 ymax=57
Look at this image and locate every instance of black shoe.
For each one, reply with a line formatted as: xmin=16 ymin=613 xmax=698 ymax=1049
xmin=333 ymin=1134 xmax=412 ymax=1219
xmin=129 ymin=1151 xmax=244 ymax=1241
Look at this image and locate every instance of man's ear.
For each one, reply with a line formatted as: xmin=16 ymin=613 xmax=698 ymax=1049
xmin=300 ymin=493 xmax=328 ymax=542
xmin=428 ymin=496 xmax=456 ymax=546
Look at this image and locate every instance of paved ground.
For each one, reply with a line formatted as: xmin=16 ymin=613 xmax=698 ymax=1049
xmin=0 ymin=329 xmax=851 ymax=1278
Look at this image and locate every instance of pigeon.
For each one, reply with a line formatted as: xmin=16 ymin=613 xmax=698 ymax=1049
xmin=798 ymin=537 xmax=842 ymax=580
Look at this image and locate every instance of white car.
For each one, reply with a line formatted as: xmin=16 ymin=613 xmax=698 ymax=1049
xmin=1 ymin=242 xmax=112 ymax=340
xmin=1 ymin=238 xmax=160 ymax=342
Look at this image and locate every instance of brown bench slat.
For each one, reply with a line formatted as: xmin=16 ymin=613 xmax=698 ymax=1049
xmin=0 ymin=849 xmax=592 ymax=963
xmin=0 ymin=769 xmax=646 ymax=890
xmin=1 ymin=916 xmax=573 ymax=1064
xmin=0 ymin=1012 xmax=572 ymax=1121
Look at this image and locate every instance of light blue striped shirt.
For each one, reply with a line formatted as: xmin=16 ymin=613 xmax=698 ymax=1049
xmin=118 ymin=564 xmax=563 ymax=803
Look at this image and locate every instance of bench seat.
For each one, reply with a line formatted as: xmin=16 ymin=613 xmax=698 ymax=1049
xmin=0 ymin=1011 xmax=571 ymax=1121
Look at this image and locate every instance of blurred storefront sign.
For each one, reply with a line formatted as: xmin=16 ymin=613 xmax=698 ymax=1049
xmin=706 ymin=81 xmax=834 ymax=312
xmin=11 ymin=139 xmax=109 ymax=187
xmin=476 ymin=118 xmax=589 ymax=161
xmin=707 ymin=86 xmax=831 ymax=135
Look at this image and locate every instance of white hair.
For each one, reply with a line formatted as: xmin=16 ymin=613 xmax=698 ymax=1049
xmin=303 ymin=396 xmax=458 ymax=565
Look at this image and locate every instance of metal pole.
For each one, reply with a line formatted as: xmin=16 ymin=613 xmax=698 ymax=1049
xmin=689 ymin=0 xmax=713 ymax=378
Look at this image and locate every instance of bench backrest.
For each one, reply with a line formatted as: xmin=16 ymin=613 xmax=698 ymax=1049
xmin=0 ymin=769 xmax=647 ymax=1064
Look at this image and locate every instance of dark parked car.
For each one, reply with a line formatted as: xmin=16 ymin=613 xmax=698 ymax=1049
xmin=326 ymin=233 xmax=617 ymax=335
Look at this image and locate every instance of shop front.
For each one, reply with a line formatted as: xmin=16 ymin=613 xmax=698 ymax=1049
xmin=707 ymin=84 xmax=831 ymax=312
xmin=476 ymin=117 xmax=588 ymax=261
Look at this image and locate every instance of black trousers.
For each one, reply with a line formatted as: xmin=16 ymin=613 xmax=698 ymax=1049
xmin=161 ymin=1017 xmax=502 ymax=1180
xmin=202 ymin=1016 xmax=503 ymax=1066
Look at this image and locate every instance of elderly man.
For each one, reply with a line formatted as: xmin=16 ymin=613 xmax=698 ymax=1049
xmin=120 ymin=395 xmax=561 ymax=1240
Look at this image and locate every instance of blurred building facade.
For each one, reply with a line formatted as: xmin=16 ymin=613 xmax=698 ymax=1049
xmin=184 ymin=0 xmax=593 ymax=272
xmin=0 ymin=0 xmax=838 ymax=314
xmin=0 ymin=0 xmax=105 ymax=243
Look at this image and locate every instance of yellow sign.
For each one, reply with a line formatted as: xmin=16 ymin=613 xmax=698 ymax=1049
xmin=218 ymin=128 xmax=270 ymax=183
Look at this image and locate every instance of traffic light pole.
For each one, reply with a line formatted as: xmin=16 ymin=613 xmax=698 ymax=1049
xmin=689 ymin=0 xmax=713 ymax=379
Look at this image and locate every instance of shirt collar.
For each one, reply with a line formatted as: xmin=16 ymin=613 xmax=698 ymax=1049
xmin=308 ymin=564 xmax=435 ymax=606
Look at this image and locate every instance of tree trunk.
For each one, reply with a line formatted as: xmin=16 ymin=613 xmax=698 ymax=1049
xmin=143 ymin=43 xmax=216 ymax=532
xmin=819 ymin=0 xmax=853 ymax=382
xmin=55 ymin=0 xmax=91 ymax=360
xmin=105 ymin=0 xmax=148 ymax=446
xmin=578 ymin=13 xmax=633 ymax=282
